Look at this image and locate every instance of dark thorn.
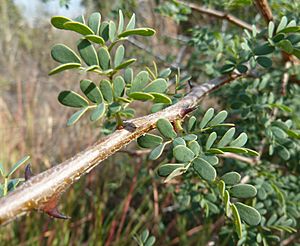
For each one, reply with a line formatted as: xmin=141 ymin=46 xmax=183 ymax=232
xmin=188 ymin=80 xmax=193 ymax=89
xmin=180 ymin=107 xmax=196 ymax=117
xmin=25 ymin=164 xmax=33 ymax=181
xmin=46 ymin=207 xmax=71 ymax=220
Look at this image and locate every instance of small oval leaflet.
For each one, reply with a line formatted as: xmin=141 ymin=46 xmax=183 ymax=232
xmin=206 ymin=132 xmax=217 ymax=150
xmin=48 ymin=63 xmax=81 ymax=75
xmin=199 ymin=108 xmax=214 ymax=129
xmin=67 ymin=108 xmax=88 ymax=126
xmin=221 ymin=172 xmax=241 ymax=185
xmin=143 ymin=78 xmax=167 ymax=93
xmin=156 ymin=118 xmax=177 ymax=139
xmin=235 ymin=202 xmax=261 ymax=226
xmin=231 ymin=204 xmax=243 ymax=238
xmin=85 ymin=35 xmax=105 ymax=45
xmin=173 ymin=145 xmax=195 ymax=163
xmin=80 ymin=79 xmax=103 ymax=103
xmin=51 ymin=44 xmax=81 ymax=64
xmin=58 ymin=91 xmax=89 ymax=108
xmin=193 ymin=158 xmax=216 ymax=181
xmin=129 ymin=92 xmax=154 ymax=101
xmin=63 ymin=21 xmax=94 ymax=35
xmin=51 ymin=16 xmax=72 ymax=29
xmin=88 ymin=12 xmax=101 ymax=35
xmin=230 ymin=133 xmax=248 ymax=147
xmin=78 ymin=39 xmax=99 ymax=66
xmin=230 ymin=184 xmax=257 ymax=198
xmin=90 ymin=103 xmax=105 ymax=122
xmin=113 ymin=76 xmax=125 ymax=98
xmin=157 ymin=163 xmax=185 ymax=177
xmin=114 ymin=45 xmax=125 ymax=67
xmin=173 ymin=137 xmax=186 ymax=147
xmin=99 ymin=79 xmax=113 ymax=103
xmin=130 ymin=71 xmax=149 ymax=93
xmin=150 ymin=93 xmax=172 ymax=104
xmin=97 ymin=47 xmax=111 ymax=70
xmin=118 ymin=28 xmax=156 ymax=38
xmin=257 ymin=56 xmax=272 ymax=68
xmin=137 ymin=134 xmax=163 ymax=148
xmin=208 ymin=110 xmax=228 ymax=126
xmin=218 ymin=128 xmax=236 ymax=147
xmin=149 ymin=142 xmax=167 ymax=160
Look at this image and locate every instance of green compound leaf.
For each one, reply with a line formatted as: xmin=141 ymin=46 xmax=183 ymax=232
xmin=208 ymin=110 xmax=228 ymax=126
xmin=51 ymin=44 xmax=81 ymax=64
xmin=124 ymin=68 xmax=133 ymax=83
xmin=97 ymin=47 xmax=111 ymax=70
xmin=126 ymin=13 xmax=136 ymax=30
xmin=109 ymin=20 xmax=116 ymax=41
xmin=158 ymin=163 xmax=185 ymax=177
xmin=253 ymin=43 xmax=275 ymax=55
xmin=114 ymin=45 xmax=125 ymax=67
xmin=173 ymin=137 xmax=186 ymax=147
xmin=113 ymin=76 xmax=125 ymax=97
xmin=143 ymin=78 xmax=168 ymax=93
xmin=230 ymin=184 xmax=257 ymax=198
xmin=150 ymin=93 xmax=172 ymax=104
xmin=63 ymin=21 xmax=94 ymax=35
xmin=188 ymin=141 xmax=201 ymax=155
xmin=230 ymin=133 xmax=248 ymax=147
xmin=221 ymin=172 xmax=241 ymax=185
xmin=51 ymin=16 xmax=72 ymax=29
xmin=100 ymin=21 xmax=110 ymax=41
xmin=157 ymin=118 xmax=177 ymax=139
xmin=90 ymin=103 xmax=105 ymax=122
xmin=199 ymin=108 xmax=214 ymax=128
xmin=218 ymin=127 xmax=236 ymax=147
xmin=67 ymin=107 xmax=88 ymax=126
xmin=129 ymin=92 xmax=154 ymax=101
xmin=77 ymin=39 xmax=98 ymax=66
xmin=231 ymin=204 xmax=243 ymax=238
xmin=85 ymin=35 xmax=105 ymax=45
xmin=118 ymin=28 xmax=156 ymax=38
xmin=149 ymin=142 xmax=167 ymax=160
xmin=173 ymin=145 xmax=195 ymax=162
xmin=117 ymin=10 xmax=124 ymax=34
xmin=58 ymin=91 xmax=89 ymax=108
xmin=193 ymin=157 xmax=216 ymax=181
xmin=137 ymin=133 xmax=163 ymax=148
xmin=256 ymin=56 xmax=272 ymax=68
xmin=206 ymin=132 xmax=217 ymax=150
xmin=114 ymin=59 xmax=136 ymax=70
xmin=88 ymin=12 xmax=101 ymax=35
xmin=235 ymin=202 xmax=261 ymax=226
xmin=7 ymin=156 xmax=30 ymax=177
xmin=48 ymin=63 xmax=81 ymax=75
xmin=130 ymin=71 xmax=149 ymax=93
xmin=80 ymin=79 xmax=103 ymax=103
xmin=99 ymin=79 xmax=113 ymax=103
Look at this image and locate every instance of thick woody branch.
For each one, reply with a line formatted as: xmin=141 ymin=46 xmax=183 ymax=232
xmin=0 ymin=73 xmax=241 ymax=226
xmin=179 ymin=1 xmax=254 ymax=32
xmin=254 ymin=0 xmax=273 ymax=23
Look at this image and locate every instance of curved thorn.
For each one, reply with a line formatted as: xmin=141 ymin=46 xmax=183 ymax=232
xmin=25 ymin=164 xmax=33 ymax=181
xmin=46 ymin=207 xmax=71 ymax=220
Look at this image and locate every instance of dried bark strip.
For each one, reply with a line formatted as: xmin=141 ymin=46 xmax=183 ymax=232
xmin=0 ymin=73 xmax=240 ymax=226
